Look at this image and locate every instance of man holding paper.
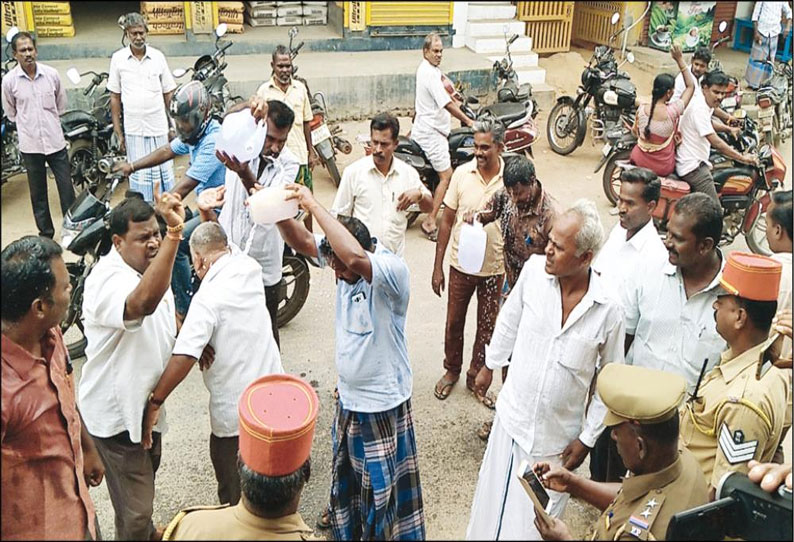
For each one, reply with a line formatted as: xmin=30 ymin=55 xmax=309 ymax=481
xmin=531 ymin=364 xmax=709 ymax=541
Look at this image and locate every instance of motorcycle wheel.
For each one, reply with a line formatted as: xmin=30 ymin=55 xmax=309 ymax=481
xmin=745 ymin=209 xmax=773 ymax=256
xmin=324 ymin=156 xmax=341 ymax=187
xmin=547 ymin=101 xmax=582 ymax=156
xmin=276 ymin=254 xmax=311 ymax=328
xmin=62 ymin=262 xmax=88 ymax=359
xmin=602 ymin=150 xmax=630 ymax=206
xmin=68 ymin=139 xmax=100 ymax=192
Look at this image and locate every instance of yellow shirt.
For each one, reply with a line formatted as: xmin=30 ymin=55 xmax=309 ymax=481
xmin=680 ymin=340 xmax=790 ymax=488
xmin=591 ymin=448 xmax=709 ymax=541
xmin=442 ymin=158 xmax=505 ymax=277
xmin=163 ymin=503 xmax=316 ymax=541
xmin=256 ymin=77 xmax=313 ymax=164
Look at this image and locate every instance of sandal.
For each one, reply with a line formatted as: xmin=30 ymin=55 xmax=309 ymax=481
xmin=477 ymin=420 xmax=493 ymax=441
xmin=421 ymin=222 xmax=438 ymax=242
xmin=434 ymin=375 xmax=459 ymax=400
xmin=316 ymin=505 xmax=332 ymax=530
xmin=475 ymin=390 xmax=497 ymax=410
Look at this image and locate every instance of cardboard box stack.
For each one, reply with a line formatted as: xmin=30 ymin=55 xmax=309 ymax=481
xmin=245 ymin=2 xmax=327 ymax=28
xmin=217 ymin=1 xmax=244 ymax=33
xmin=32 ymin=2 xmax=75 ymax=37
xmin=141 ymin=1 xmax=185 ymax=35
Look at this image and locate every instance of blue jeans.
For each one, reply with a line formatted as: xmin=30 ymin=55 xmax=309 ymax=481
xmin=172 ymin=214 xmax=202 ymax=316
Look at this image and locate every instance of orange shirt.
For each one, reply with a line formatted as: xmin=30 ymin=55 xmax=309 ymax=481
xmin=1 ymin=329 xmax=96 ymax=540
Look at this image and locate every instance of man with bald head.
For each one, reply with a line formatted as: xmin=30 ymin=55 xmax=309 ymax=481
xmin=142 ymin=222 xmax=283 ymax=506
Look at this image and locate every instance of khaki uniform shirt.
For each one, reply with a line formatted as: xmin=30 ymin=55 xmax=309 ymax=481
xmin=591 ymin=448 xmax=709 ymax=541
xmin=257 ymin=77 xmax=313 ymax=164
xmin=680 ymin=340 xmax=790 ymax=488
xmin=163 ymin=503 xmax=316 ymax=541
xmin=443 ymin=158 xmax=505 ymax=277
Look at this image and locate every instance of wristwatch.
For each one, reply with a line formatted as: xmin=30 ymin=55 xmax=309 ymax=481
xmin=148 ymin=392 xmax=164 ymax=407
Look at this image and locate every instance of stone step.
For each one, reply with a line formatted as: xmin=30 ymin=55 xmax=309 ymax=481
xmin=517 ymin=66 xmax=547 ymax=85
xmin=465 ymin=19 xmax=526 ymax=38
xmin=487 ymin=52 xmax=538 ymax=68
xmin=468 ymin=3 xmax=516 ymax=20
xmin=466 ymin=34 xmax=532 ymax=55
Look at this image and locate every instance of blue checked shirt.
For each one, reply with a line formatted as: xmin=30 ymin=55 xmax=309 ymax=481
xmin=170 ymin=119 xmax=226 ymax=195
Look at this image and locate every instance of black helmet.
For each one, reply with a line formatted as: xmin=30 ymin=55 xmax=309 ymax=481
xmin=169 ymin=81 xmax=211 ymax=145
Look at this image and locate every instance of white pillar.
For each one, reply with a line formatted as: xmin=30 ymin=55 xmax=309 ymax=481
xmin=452 ymin=1 xmax=469 ymax=48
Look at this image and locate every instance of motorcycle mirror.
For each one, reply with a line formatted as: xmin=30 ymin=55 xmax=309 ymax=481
xmin=66 ymin=67 xmax=82 ymax=85
xmin=718 ymin=21 xmax=727 ymax=33
xmin=610 ymin=12 xmax=620 ymax=25
xmin=289 ymin=26 xmax=299 ymax=38
xmin=626 ymin=51 xmax=635 ymax=64
xmin=172 ymin=68 xmax=187 ymax=78
xmin=502 ymin=23 xmax=509 ymax=35
xmin=215 ymin=23 xmax=227 ymax=38
xmin=6 ymin=26 xmax=19 ymax=43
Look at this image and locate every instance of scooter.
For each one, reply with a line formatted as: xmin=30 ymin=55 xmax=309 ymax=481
xmin=2 ymin=27 xmax=24 ymax=184
xmin=287 ymin=26 xmax=351 ymax=186
xmin=172 ymin=23 xmax=244 ymax=120
xmin=492 ymin=30 xmax=533 ymax=104
xmin=63 ymin=67 xmax=117 ymax=191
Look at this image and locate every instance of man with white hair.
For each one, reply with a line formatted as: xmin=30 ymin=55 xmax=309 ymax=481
xmin=466 ymin=200 xmax=626 ymax=540
xmin=141 ymin=221 xmax=282 ymax=507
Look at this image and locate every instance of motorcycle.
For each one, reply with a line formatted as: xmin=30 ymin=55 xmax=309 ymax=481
xmin=2 ymin=27 xmax=25 ymax=184
xmin=59 ymin=152 xmax=127 ymax=358
xmin=603 ymin=114 xmax=783 ymax=256
xmin=755 ymin=59 xmax=793 ymax=147
xmin=287 ymin=26 xmax=351 ymax=187
xmin=63 ymin=67 xmax=117 ymax=191
xmin=492 ymin=30 xmax=534 ymax=105
xmin=547 ymin=12 xmax=638 ymax=156
xmin=709 ymin=21 xmax=742 ymax=115
xmin=172 ymin=23 xmax=244 ymax=120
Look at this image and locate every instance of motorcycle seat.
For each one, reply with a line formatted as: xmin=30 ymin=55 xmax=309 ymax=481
xmin=397 ymin=136 xmax=425 ymax=156
xmin=61 ymin=109 xmax=97 ymax=129
xmin=479 ymin=102 xmax=527 ymax=126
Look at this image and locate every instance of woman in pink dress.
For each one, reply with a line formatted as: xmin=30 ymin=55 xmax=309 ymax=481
xmin=630 ymin=44 xmax=695 ymax=177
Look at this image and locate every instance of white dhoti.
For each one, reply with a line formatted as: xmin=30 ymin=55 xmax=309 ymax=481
xmin=466 ymin=413 xmax=569 ymax=540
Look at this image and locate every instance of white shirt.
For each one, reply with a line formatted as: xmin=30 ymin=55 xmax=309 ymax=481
xmin=753 ymin=1 xmax=792 ymax=38
xmin=414 ymin=59 xmax=452 ymax=136
xmin=772 ymin=252 xmax=792 ymax=359
xmin=78 ymin=247 xmax=176 ymax=443
xmin=672 ymin=65 xmax=703 ymax=102
xmin=676 ymin=90 xmax=715 ymax=177
xmin=592 ymin=219 xmax=668 ymax=302
xmin=331 ymin=155 xmax=430 ymax=257
xmin=621 ymin=254 xmax=727 ymax=391
xmin=107 ymin=45 xmax=177 ymax=137
xmin=485 ymin=257 xmax=626 ymax=456
xmin=218 ymin=147 xmax=300 ymax=286
xmin=172 ymin=248 xmax=283 ymax=437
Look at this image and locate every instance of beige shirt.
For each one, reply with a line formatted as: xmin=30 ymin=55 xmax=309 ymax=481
xmin=680 ymin=340 xmax=790 ymax=488
xmin=591 ymin=448 xmax=708 ymax=541
xmin=164 ymin=503 xmax=316 ymax=540
xmin=331 ymin=155 xmax=429 ymax=257
xmin=443 ymin=158 xmax=505 ymax=277
xmin=256 ymin=77 xmax=313 ymax=164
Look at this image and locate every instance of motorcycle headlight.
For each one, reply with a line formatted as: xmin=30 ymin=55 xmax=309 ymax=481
xmin=60 ymin=227 xmax=81 ymax=250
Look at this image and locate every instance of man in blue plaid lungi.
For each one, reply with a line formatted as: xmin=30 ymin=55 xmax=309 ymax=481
xmin=745 ymin=1 xmax=792 ymax=89
xmin=275 ymin=186 xmax=426 ymax=541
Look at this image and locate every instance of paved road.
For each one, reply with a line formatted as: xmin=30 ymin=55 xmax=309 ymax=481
xmin=2 ymin=103 xmax=790 ymax=539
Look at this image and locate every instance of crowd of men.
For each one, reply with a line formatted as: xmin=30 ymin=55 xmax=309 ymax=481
xmin=2 ymin=12 xmax=793 ymax=542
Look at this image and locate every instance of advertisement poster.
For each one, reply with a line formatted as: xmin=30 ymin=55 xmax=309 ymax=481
xmin=672 ymin=1 xmax=716 ymax=52
xmin=648 ymin=1 xmax=677 ymax=51
xmin=648 ymin=1 xmax=716 ymax=52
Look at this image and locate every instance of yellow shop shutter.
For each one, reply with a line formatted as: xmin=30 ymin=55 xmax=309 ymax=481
xmin=366 ymin=2 xmax=453 ymax=27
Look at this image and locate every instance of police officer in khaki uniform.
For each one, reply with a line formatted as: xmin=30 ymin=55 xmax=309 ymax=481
xmin=532 ymin=364 xmax=709 ymax=541
xmin=163 ymin=374 xmax=320 ymax=541
xmin=680 ymin=251 xmax=790 ymax=495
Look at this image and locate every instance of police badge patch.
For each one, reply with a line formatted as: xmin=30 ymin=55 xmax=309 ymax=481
xmin=718 ymin=423 xmax=758 ymax=464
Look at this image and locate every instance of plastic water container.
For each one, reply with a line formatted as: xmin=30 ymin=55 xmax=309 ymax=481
xmin=247 ymin=186 xmax=299 ymax=224
xmin=458 ymin=219 xmax=487 ymax=274
xmin=215 ymin=109 xmax=268 ymax=163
